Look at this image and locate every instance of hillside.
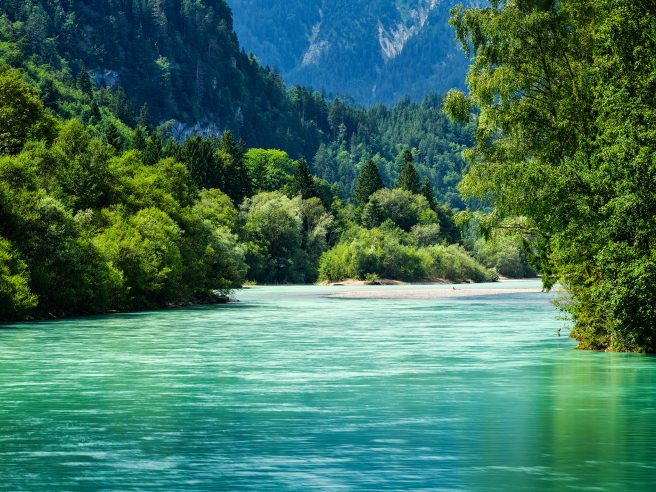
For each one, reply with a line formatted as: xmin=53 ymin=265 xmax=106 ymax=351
xmin=227 ymin=0 xmax=472 ymax=105
xmin=0 ymin=0 xmax=322 ymax=157
xmin=0 ymin=0 xmax=472 ymax=204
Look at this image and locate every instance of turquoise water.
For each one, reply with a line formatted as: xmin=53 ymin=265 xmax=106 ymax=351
xmin=1 ymin=282 xmax=655 ymax=491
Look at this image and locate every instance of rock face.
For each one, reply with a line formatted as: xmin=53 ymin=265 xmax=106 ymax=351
xmin=227 ymin=0 xmax=474 ymax=104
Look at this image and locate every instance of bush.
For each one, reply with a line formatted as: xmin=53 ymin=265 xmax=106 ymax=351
xmin=0 ymin=236 xmax=37 ymax=320
xmin=361 ymin=188 xmax=433 ymax=231
xmin=319 ymin=226 xmax=494 ymax=283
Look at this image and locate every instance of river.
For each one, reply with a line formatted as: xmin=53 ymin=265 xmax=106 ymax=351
xmin=1 ymin=281 xmax=655 ymax=490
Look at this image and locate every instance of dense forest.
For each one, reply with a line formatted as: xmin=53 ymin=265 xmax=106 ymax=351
xmin=446 ymin=0 xmax=656 ymax=352
xmin=0 ymin=0 xmax=536 ymax=322
xmin=0 ymin=0 xmax=472 ymax=202
xmin=0 ymin=68 xmax=514 ymax=320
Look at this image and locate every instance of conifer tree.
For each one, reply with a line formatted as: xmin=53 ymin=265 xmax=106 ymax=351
xmin=76 ymin=67 xmax=93 ymax=97
xmin=89 ymin=100 xmax=102 ymax=124
xmin=395 ymin=149 xmax=421 ymax=194
xmin=132 ymin=125 xmax=148 ymax=151
xmin=294 ymin=158 xmax=317 ymax=199
xmin=420 ymin=177 xmax=437 ymax=210
xmin=354 ymin=159 xmax=384 ymax=206
xmin=137 ymin=103 xmax=152 ymax=130
xmin=219 ymin=130 xmax=252 ymax=204
xmin=103 ymin=121 xmax=122 ymax=150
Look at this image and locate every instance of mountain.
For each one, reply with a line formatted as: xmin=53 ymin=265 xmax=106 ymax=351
xmin=0 ymin=0 xmax=472 ymax=205
xmin=227 ymin=0 xmax=471 ymax=104
xmin=0 ymin=0 xmax=322 ymax=157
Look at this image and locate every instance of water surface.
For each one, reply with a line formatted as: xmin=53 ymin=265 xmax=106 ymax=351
xmin=1 ymin=282 xmax=655 ymax=490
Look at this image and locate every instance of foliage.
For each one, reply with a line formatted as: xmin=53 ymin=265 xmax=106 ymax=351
xmin=0 ymin=236 xmax=37 ymax=319
xmin=395 ymin=150 xmax=421 ymax=194
xmin=245 ymin=148 xmax=296 ymax=193
xmin=240 ymin=191 xmax=332 ymax=283
xmin=450 ymin=0 xmax=656 ymax=351
xmin=0 ymin=69 xmax=47 ymax=154
xmin=474 ymin=235 xmax=536 ymax=279
xmin=319 ymin=224 xmax=495 ymax=283
xmin=353 ymin=159 xmax=384 ymax=207
xmin=311 ymin=93 xmax=473 ymax=208
xmin=361 ymin=188 xmax=435 ymax=232
xmin=0 ymin=4 xmax=501 ymax=321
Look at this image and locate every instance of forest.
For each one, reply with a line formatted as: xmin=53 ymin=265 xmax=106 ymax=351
xmin=0 ymin=68 xmax=522 ymax=320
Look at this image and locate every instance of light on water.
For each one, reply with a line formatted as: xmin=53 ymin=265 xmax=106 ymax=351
xmin=1 ymin=282 xmax=655 ymax=490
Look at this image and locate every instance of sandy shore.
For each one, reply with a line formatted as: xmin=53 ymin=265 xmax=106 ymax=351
xmin=325 ymin=280 xmax=548 ymax=300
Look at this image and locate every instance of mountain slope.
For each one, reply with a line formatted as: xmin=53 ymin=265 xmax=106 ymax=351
xmin=0 ymin=0 xmax=473 ymax=205
xmin=0 ymin=0 xmax=320 ymax=156
xmin=227 ymin=0 xmax=471 ymax=104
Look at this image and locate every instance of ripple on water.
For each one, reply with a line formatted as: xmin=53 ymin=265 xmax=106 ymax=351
xmin=1 ymin=283 xmax=656 ymax=491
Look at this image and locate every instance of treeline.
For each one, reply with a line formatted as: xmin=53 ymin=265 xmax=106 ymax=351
xmin=447 ymin=0 xmax=656 ymax=352
xmin=0 ymin=68 xmax=516 ymax=321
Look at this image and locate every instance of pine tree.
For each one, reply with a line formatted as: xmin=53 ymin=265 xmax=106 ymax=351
xmin=137 ymin=103 xmax=152 ymax=130
xmin=132 ymin=125 xmax=148 ymax=151
xmin=420 ymin=177 xmax=437 ymax=210
xmin=395 ymin=149 xmax=421 ymax=194
xmin=435 ymin=205 xmax=461 ymax=245
xmin=103 ymin=122 xmax=123 ymax=150
xmin=354 ymin=159 xmax=384 ymax=206
xmin=89 ymin=100 xmax=101 ymax=124
xmin=76 ymin=67 xmax=93 ymax=97
xmin=219 ymin=130 xmax=252 ymax=204
xmin=294 ymin=158 xmax=317 ymax=199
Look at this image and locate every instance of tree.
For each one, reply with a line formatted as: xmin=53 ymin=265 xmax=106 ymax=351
xmin=94 ymin=208 xmax=183 ymax=308
xmin=76 ymin=67 xmax=93 ymax=97
xmin=362 ymin=188 xmax=435 ymax=232
xmin=178 ymin=135 xmax=222 ymax=190
xmin=102 ymin=121 xmax=123 ymax=150
xmin=219 ymin=130 xmax=252 ymax=204
xmin=395 ymin=149 xmax=420 ymax=194
xmin=292 ymin=158 xmax=317 ymax=199
xmin=137 ymin=103 xmax=152 ymax=130
xmin=0 ymin=236 xmax=37 ymax=321
xmin=354 ymin=159 xmax=384 ymax=207
xmin=444 ymin=1 xmax=656 ymax=350
xmin=245 ymin=148 xmax=296 ymax=192
xmin=420 ymin=177 xmax=436 ymax=210
xmin=132 ymin=125 xmax=148 ymax=151
xmin=0 ymin=71 xmax=44 ymax=155
xmin=240 ymin=192 xmax=305 ymax=282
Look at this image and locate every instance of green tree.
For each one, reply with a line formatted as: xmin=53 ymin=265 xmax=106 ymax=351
xmin=0 ymin=71 xmax=44 ymax=155
xmin=94 ymin=208 xmax=183 ymax=308
xmin=362 ymin=188 xmax=435 ymax=232
xmin=219 ymin=130 xmax=252 ymax=204
xmin=240 ymin=192 xmax=306 ymax=282
xmin=0 ymin=236 xmax=37 ymax=321
xmin=292 ymin=158 xmax=317 ymax=199
xmin=395 ymin=150 xmax=421 ymax=194
xmin=354 ymin=159 xmax=384 ymax=207
xmin=102 ymin=121 xmax=123 ymax=150
xmin=137 ymin=103 xmax=152 ymax=130
xmin=245 ymin=148 xmax=296 ymax=192
xmin=420 ymin=177 xmax=437 ymax=210
xmin=76 ymin=67 xmax=93 ymax=97
xmin=445 ymin=1 xmax=656 ymax=350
